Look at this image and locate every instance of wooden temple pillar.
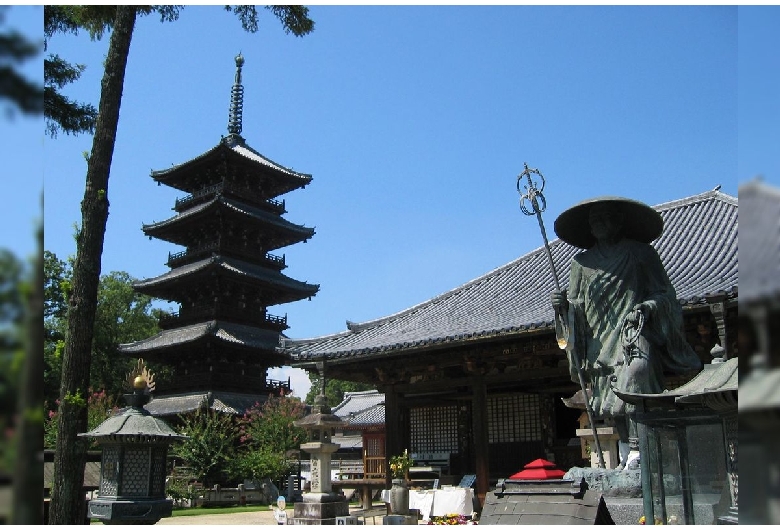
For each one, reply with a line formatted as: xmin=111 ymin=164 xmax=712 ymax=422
xmin=470 ymin=375 xmax=489 ymax=507
xmin=383 ymin=387 xmax=403 ymax=488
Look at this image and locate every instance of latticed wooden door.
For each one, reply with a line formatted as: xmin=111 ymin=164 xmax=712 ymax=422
xmin=363 ymin=433 xmax=386 ymax=479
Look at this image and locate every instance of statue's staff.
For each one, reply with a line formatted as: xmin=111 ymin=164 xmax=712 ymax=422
xmin=516 ymin=163 xmax=606 ymax=468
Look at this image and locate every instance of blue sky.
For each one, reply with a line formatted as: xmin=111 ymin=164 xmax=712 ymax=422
xmin=6 ymin=5 xmax=775 ymax=398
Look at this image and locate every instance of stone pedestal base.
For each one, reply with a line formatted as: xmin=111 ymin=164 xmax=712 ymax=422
xmin=289 ymin=499 xmax=349 ymax=525
xmin=87 ymin=498 xmax=172 ymax=524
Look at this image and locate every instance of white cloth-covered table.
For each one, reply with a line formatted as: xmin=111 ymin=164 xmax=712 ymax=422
xmin=432 ymin=487 xmax=474 ymax=517
xmin=408 ymin=487 xmax=474 ymax=520
xmin=408 ymin=489 xmax=436 ymax=520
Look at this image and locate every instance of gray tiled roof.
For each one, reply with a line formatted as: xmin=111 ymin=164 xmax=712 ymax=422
xmin=133 ymin=254 xmax=319 ymax=300
xmin=151 ymin=136 xmax=312 ymax=190
xmin=348 ymin=405 xmax=385 ymax=427
xmin=331 ymin=434 xmax=363 ymax=449
xmin=332 ymin=390 xmax=385 ymax=416
xmin=142 ymin=391 xmax=269 ymax=417
xmin=333 ymin=390 xmax=386 ymax=428
xmin=739 ymin=179 xmax=780 ymax=303
xmin=283 ymin=189 xmax=737 ymax=361
xmin=142 ymin=194 xmax=315 ymax=241
xmin=119 ymin=320 xmax=282 ymax=353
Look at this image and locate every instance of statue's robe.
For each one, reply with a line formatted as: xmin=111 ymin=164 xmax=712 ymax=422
xmin=565 ymin=238 xmax=702 ymax=420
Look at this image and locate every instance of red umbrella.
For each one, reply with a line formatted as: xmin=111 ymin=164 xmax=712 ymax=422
xmin=509 ymin=458 xmax=566 ymax=480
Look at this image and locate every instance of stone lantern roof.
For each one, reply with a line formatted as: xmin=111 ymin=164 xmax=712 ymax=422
xmin=80 ymin=401 xmax=186 ymax=443
xmin=293 ymin=394 xmax=347 ymax=431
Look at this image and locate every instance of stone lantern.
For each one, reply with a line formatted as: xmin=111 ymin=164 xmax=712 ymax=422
xmin=79 ymin=360 xmax=187 ymax=524
xmin=289 ymin=363 xmax=349 ymax=524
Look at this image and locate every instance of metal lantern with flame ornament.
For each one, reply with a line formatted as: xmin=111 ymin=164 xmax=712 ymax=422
xmin=79 ymin=360 xmax=187 ymax=524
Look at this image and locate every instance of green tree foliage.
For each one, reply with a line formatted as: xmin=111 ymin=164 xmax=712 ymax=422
xmin=0 ymin=230 xmax=43 ymax=524
xmin=44 ymin=251 xmax=165 ymax=405
xmin=44 ymin=388 xmax=117 ymax=450
xmin=91 ymin=271 xmax=164 ymax=394
xmin=171 ymin=408 xmax=238 ymax=488
xmin=43 ymin=6 xmax=181 ymax=137
xmin=225 ymin=5 xmax=314 ymax=35
xmin=233 ymin=395 xmax=307 ymax=486
xmin=239 ymin=395 xmax=307 ymax=452
xmin=305 ymin=373 xmax=375 ymax=406
xmin=0 ymin=6 xmax=43 ymax=116
xmin=0 ymin=249 xmax=27 ymax=474
xmin=2 ymin=7 xmax=44 ymax=522
xmin=170 ymin=396 xmax=307 ymax=488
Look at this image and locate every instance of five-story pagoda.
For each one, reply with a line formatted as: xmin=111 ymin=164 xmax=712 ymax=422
xmin=120 ymin=55 xmax=318 ymax=416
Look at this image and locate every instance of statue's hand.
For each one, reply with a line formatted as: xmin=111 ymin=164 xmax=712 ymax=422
xmin=628 ymin=301 xmax=654 ymax=325
xmin=551 ymin=290 xmax=568 ymax=311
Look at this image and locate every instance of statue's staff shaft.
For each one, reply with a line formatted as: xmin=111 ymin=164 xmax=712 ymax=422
xmin=517 ymin=163 xmax=606 ymax=469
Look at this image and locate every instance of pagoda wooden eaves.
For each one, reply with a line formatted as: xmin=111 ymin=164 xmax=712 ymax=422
xmin=150 ymin=137 xmax=312 ymax=198
xmin=142 ymin=195 xmax=315 ymax=250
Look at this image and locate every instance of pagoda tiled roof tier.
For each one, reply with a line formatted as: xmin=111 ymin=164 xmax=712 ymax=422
xmin=133 ymin=254 xmax=319 ymax=305
xmin=283 ymin=189 xmax=737 ymax=362
xmin=142 ymin=194 xmax=315 ymax=250
xmin=119 ymin=319 xmax=286 ymax=361
xmin=151 ymin=136 xmax=312 ymax=198
xmin=142 ymin=391 xmax=276 ymax=417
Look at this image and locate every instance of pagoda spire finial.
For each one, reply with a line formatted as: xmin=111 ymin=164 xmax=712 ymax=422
xmin=227 ymin=53 xmax=245 ymax=138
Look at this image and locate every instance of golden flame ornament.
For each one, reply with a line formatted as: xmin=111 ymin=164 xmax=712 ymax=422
xmin=126 ymin=358 xmax=156 ymax=393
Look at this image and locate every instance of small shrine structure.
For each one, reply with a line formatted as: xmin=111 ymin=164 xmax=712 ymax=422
xmin=120 ymin=55 xmax=318 ymax=416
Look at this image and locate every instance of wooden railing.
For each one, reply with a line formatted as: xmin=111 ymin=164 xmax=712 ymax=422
xmin=364 ymin=456 xmax=386 ymax=479
xmin=164 ymin=372 xmax=290 ymax=394
xmin=158 ymin=304 xmax=287 ymax=330
xmin=174 ymin=181 xmax=285 ymax=214
xmin=167 ymin=241 xmax=285 ymax=270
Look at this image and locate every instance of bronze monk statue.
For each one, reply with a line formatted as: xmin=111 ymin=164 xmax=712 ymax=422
xmin=551 ymin=197 xmax=702 ymax=469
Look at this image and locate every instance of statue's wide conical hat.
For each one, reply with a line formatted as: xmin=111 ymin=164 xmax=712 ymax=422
xmin=554 ymin=196 xmax=663 ymax=249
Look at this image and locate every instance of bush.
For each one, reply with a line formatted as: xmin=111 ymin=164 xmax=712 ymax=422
xmin=230 ymin=447 xmax=296 ymax=488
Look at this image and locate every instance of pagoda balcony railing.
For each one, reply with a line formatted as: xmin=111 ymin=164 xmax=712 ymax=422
xmin=164 ymin=372 xmax=291 ymax=395
xmin=174 ymin=181 xmax=285 ymax=214
xmin=167 ymin=241 xmax=285 ymax=269
xmin=158 ymin=302 xmax=287 ymax=330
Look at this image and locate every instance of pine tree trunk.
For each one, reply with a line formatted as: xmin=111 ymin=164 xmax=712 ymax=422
xmin=48 ymin=6 xmax=136 ymax=524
